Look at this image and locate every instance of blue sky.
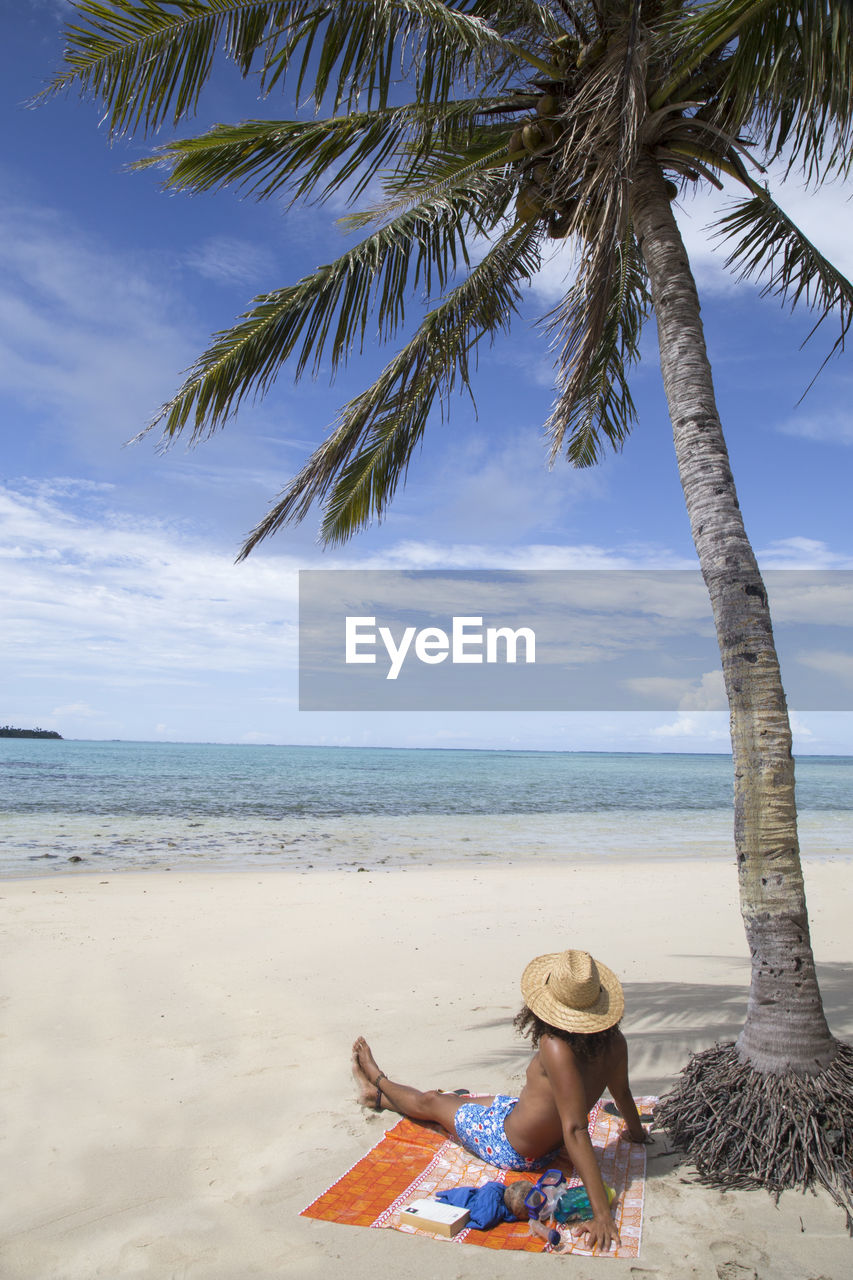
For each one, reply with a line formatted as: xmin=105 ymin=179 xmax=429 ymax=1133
xmin=2 ymin=0 xmax=852 ymax=751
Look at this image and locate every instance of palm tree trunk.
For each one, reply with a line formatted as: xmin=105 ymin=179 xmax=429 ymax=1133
xmin=630 ymin=157 xmax=835 ymax=1075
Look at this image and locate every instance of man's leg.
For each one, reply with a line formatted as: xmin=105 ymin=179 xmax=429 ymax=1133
xmin=352 ymin=1036 xmax=494 ymax=1132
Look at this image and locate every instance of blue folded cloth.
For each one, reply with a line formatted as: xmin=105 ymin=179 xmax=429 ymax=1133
xmin=435 ymin=1181 xmax=515 ymax=1231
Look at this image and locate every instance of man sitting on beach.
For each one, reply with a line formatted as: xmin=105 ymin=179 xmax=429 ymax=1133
xmin=352 ymin=948 xmax=651 ymax=1252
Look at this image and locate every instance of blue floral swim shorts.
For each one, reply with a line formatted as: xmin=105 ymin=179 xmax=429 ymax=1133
xmin=453 ymin=1094 xmax=550 ymax=1171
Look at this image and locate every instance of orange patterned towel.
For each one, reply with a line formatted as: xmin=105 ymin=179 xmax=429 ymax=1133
xmin=302 ymin=1096 xmax=655 ymax=1258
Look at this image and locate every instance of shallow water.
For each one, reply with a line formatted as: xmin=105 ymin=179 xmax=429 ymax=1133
xmin=1 ymin=741 xmax=850 ymax=876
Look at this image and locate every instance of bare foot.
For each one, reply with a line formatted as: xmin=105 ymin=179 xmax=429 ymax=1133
xmin=351 ymin=1045 xmax=382 ymax=1108
xmin=353 ymin=1035 xmax=384 ymax=1088
xmin=352 ymin=1036 xmax=388 ymax=1109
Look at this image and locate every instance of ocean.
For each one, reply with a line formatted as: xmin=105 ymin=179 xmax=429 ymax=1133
xmin=1 ymin=740 xmax=850 ymax=877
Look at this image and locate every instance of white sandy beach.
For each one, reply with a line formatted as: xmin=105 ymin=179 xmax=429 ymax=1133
xmin=2 ymin=858 xmax=852 ymax=1279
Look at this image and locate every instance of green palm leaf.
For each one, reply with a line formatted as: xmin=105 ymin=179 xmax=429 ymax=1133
xmin=723 ymin=1 xmax=853 ymax=176
xmin=238 ymin=219 xmax=543 ymax=553
xmin=151 ymin=166 xmax=516 ymax=443
xmin=713 ymin=188 xmax=853 ymax=376
xmin=47 ymin=0 xmax=853 ymax=545
xmin=659 ymin=1 xmax=853 ymax=176
xmin=136 ymin=99 xmax=521 ymax=206
xmin=47 ymin=0 xmax=532 ymax=133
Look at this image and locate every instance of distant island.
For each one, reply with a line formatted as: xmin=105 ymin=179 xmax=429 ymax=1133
xmin=0 ymin=726 xmax=63 ymax=739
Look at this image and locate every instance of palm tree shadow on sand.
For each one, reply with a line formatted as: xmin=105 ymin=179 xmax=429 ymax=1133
xmin=458 ymin=962 xmax=853 ymax=1188
xmin=461 ymin=959 xmax=853 ymax=1108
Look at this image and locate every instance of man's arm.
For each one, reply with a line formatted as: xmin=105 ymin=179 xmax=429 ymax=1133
xmin=538 ymin=1036 xmax=621 ymax=1252
xmin=606 ymin=1030 xmax=651 ymax=1143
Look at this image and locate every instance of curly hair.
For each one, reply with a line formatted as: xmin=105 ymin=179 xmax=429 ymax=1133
xmin=513 ymin=1004 xmax=621 ymax=1060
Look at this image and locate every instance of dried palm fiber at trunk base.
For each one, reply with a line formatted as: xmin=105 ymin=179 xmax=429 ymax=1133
xmin=657 ymin=1040 xmax=853 ymax=1232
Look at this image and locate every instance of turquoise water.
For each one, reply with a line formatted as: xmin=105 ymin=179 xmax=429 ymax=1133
xmin=1 ymin=741 xmax=850 ymax=876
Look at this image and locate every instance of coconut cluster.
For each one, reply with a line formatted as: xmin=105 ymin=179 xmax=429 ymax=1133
xmin=506 ymin=32 xmax=588 ymax=239
xmin=507 ymin=31 xmax=679 ymax=235
xmin=508 ymin=89 xmax=576 ymax=239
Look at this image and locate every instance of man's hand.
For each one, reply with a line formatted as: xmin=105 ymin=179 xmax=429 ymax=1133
xmin=571 ymin=1211 xmax=621 ymax=1252
xmin=618 ymin=1121 xmax=653 ymax=1144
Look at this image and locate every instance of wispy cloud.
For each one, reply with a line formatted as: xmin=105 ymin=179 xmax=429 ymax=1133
xmin=796 ymin=649 xmax=853 ymax=688
xmin=2 ymin=477 xmax=710 ymax=738
xmin=185 ymin=235 xmax=277 ymax=286
xmin=0 ymin=198 xmax=196 ymax=450
xmin=776 ymin=410 xmax=853 ymax=446
xmin=626 ymin=670 xmax=726 ymax=711
xmin=650 ymin=713 xmax=730 ymax=742
xmin=674 ymin=161 xmax=853 ymax=298
xmin=0 ymin=480 xmax=301 ymax=684
xmin=759 ymin=538 xmax=853 ymax=569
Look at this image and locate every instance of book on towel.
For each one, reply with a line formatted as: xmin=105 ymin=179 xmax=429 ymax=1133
xmin=398 ymin=1198 xmax=470 ymax=1237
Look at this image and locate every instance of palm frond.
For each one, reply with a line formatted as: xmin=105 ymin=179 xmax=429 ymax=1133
xmin=343 ymin=138 xmax=517 ymax=228
xmin=713 ymin=188 xmax=853 ymax=380
xmin=237 ymin=219 xmax=543 ymax=554
xmin=543 ymin=2 xmax=648 ymax=463
xmin=47 ymin=0 xmax=289 ymax=133
xmin=547 ymin=227 xmax=650 ymax=466
xmin=46 ymin=0 xmax=531 ymax=134
xmin=658 ymin=1 xmax=853 ymax=177
xmin=650 ymin=0 xmax=770 ymax=109
xmin=133 ymin=97 xmax=516 ymax=205
xmin=727 ymin=0 xmax=853 ymax=177
xmin=468 ymin=0 xmax=561 ymax=40
xmin=150 ymin=167 xmax=516 ymax=444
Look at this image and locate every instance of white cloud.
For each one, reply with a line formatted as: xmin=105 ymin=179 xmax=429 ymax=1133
xmin=673 ymin=160 xmax=853 ymax=297
xmin=50 ymin=701 xmax=101 ymax=719
xmin=358 ymin=539 xmax=696 ymax=571
xmin=0 ymin=476 xmax=720 ymax=739
xmin=528 ymin=239 xmax=579 ymax=306
xmin=776 ymin=411 xmax=853 ymax=446
xmin=651 ymin=713 xmax=730 ymax=741
xmin=759 ymin=538 xmax=853 ymax=569
xmin=789 ymin=712 xmax=815 ymax=743
xmin=763 ymin=573 xmax=853 ymax=625
xmin=625 ymin=670 xmax=726 ymax=711
xmin=0 ymin=198 xmax=197 ymax=450
xmin=185 ymin=236 xmax=277 ymax=286
xmin=425 ymin=429 xmax=599 ymax=540
xmin=795 ymin=649 xmax=853 ymax=688
xmin=518 ymin=155 xmax=853 ymax=309
xmin=0 ymin=481 xmax=301 ymax=686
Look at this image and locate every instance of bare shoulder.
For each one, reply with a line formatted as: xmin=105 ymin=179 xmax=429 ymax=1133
xmin=537 ymin=1032 xmax=584 ymax=1084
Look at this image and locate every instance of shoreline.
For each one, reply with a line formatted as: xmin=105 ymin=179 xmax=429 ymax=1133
xmin=5 ymin=843 xmax=853 ymax=885
xmin=4 ymin=809 xmax=851 ymax=879
xmin=3 ymin=861 xmax=852 ymax=1278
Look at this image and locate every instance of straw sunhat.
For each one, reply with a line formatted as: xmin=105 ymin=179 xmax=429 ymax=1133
xmin=521 ymin=949 xmax=624 ymax=1033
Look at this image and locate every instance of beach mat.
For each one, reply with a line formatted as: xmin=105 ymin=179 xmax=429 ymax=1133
xmin=302 ymin=1096 xmax=655 ymax=1258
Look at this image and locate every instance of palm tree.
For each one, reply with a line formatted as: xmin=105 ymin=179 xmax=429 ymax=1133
xmin=49 ymin=0 xmax=853 ymax=1218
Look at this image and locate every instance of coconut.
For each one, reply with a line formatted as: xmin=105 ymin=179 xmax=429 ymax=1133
xmin=547 ymin=211 xmax=572 ymax=239
xmin=516 ymin=184 xmax=545 ymax=222
xmin=536 ymin=94 xmax=558 ymax=118
xmin=577 ymin=37 xmax=606 ymax=69
xmin=523 ymin=121 xmax=555 ymax=152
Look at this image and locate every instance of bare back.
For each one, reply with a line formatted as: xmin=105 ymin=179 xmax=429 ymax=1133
xmin=503 ymin=1028 xmax=629 ymax=1160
